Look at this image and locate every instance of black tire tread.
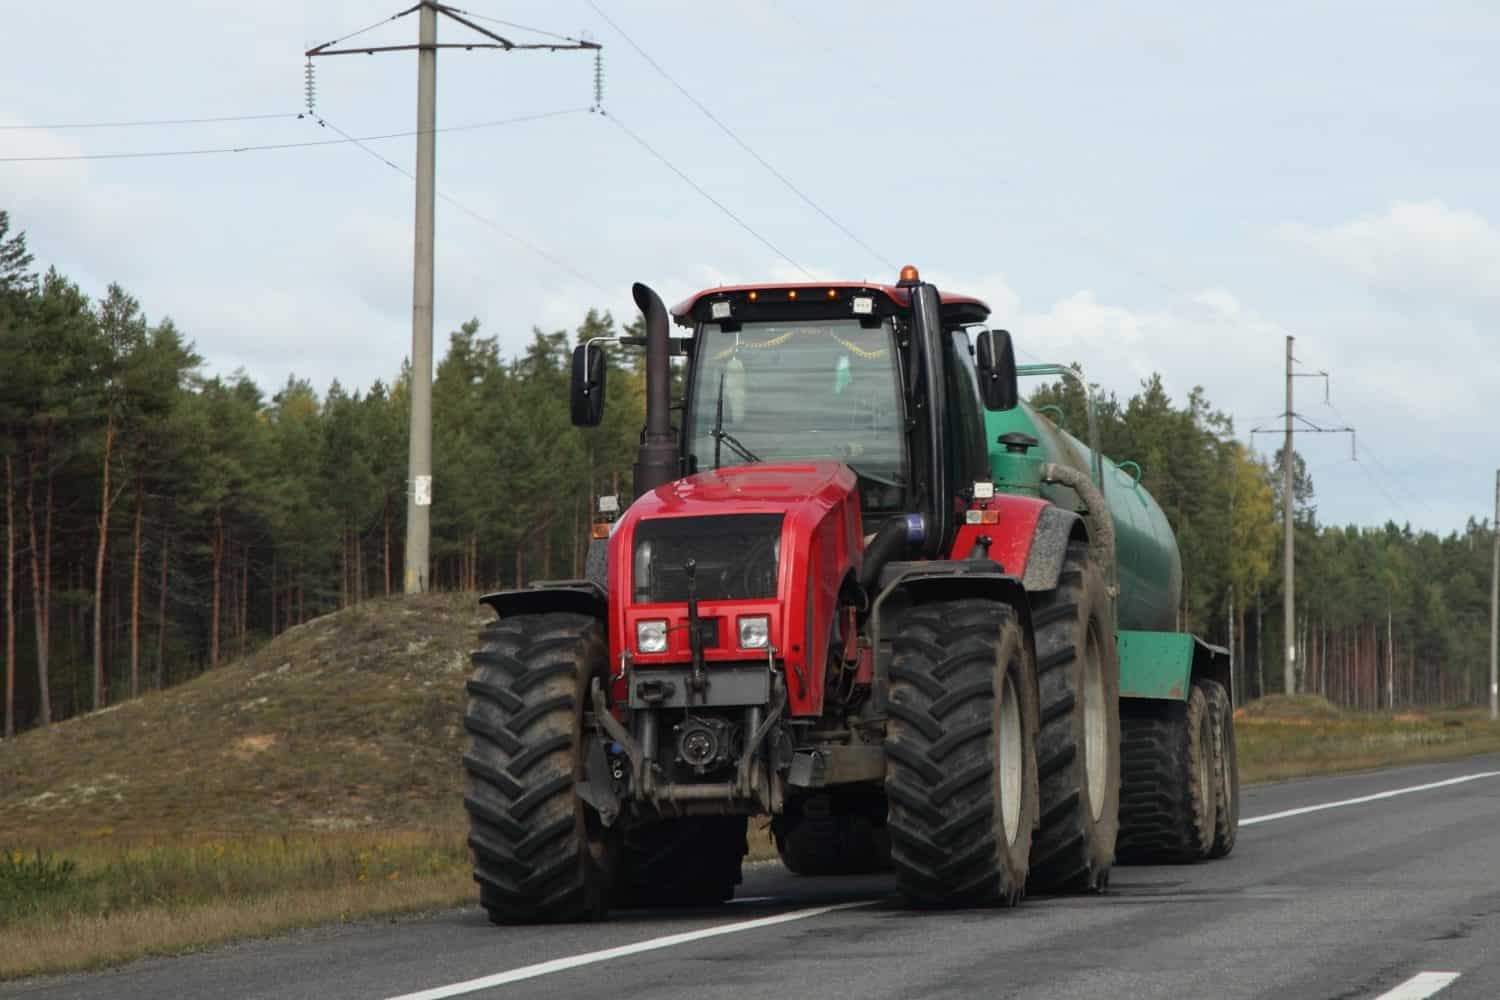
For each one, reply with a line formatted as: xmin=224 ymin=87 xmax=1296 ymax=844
xmin=1116 ymin=681 xmax=1217 ymax=864
xmin=884 ymin=598 xmax=1033 ymax=908
xmin=462 ymin=612 xmax=613 ymax=924
xmin=1203 ymin=679 xmax=1239 ymax=858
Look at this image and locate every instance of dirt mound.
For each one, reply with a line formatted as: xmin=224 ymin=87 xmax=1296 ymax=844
xmin=0 ymin=593 xmax=489 ymax=843
xmin=1235 ymin=693 xmax=1344 ymax=722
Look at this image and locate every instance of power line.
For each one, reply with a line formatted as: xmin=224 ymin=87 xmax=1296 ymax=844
xmin=314 ymin=114 xmax=609 ymax=295
xmin=601 ymin=111 xmax=812 ymax=279
xmin=0 ymin=109 xmax=584 ymax=163
xmin=586 ymin=0 xmax=894 ymax=273
xmin=0 ymin=112 xmax=302 ymax=131
xmin=310 ymin=7 xmax=410 ymax=52
xmin=454 ymin=7 xmax=592 ymax=45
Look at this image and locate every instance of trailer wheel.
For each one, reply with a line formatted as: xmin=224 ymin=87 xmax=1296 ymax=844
xmin=777 ymin=789 xmax=891 ymax=876
xmin=1203 ymin=679 xmax=1238 ymax=858
xmin=1116 ymin=680 xmax=1218 ymax=863
xmin=884 ymin=597 xmax=1038 ymax=907
xmin=462 ymin=612 xmax=617 ymax=923
xmin=614 ymin=816 xmax=747 ymax=907
xmin=1025 ymin=541 xmax=1120 ymax=894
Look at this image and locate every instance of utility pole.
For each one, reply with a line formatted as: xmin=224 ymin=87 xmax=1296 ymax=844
xmin=1283 ymin=335 xmax=1295 ymax=696
xmin=406 ymin=1 xmax=438 ymax=593
xmin=1490 ymin=469 xmax=1497 ymax=721
xmin=1252 ymin=339 xmax=1352 ymax=698
xmin=306 ymin=5 xmax=600 ymax=594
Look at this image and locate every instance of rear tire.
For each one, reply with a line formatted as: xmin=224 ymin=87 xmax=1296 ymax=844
xmin=777 ymin=789 xmax=891 ymax=876
xmin=884 ymin=598 xmax=1038 ymax=907
xmin=1116 ymin=680 xmax=1218 ymax=863
xmin=1203 ymin=679 xmax=1238 ymax=858
xmin=462 ymin=612 xmax=617 ymax=923
xmin=614 ymin=816 xmax=747 ymax=907
xmin=1026 ymin=541 xmax=1120 ymax=894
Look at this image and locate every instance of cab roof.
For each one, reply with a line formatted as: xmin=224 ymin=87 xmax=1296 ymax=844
xmin=671 ymin=281 xmax=991 ymax=328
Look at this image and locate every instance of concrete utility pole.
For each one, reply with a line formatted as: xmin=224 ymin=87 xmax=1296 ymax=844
xmin=306 ymin=5 xmax=599 ymax=594
xmin=1490 ymin=469 xmax=1498 ymax=721
xmin=406 ymin=1 xmax=438 ymax=594
xmin=1253 ymin=340 xmax=1351 ymax=697
xmin=1283 ymin=336 xmax=1295 ymax=696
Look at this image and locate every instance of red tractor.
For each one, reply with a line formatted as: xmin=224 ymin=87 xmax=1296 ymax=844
xmin=462 ymin=267 xmax=1234 ymax=922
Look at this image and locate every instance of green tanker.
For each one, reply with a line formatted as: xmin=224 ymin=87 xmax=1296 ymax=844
xmin=984 ymin=366 xmax=1237 ymax=863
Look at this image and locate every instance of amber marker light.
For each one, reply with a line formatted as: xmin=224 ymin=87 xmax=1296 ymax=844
xmin=788 ymin=289 xmax=798 ymax=300
xmin=826 ymin=288 xmax=838 ymax=299
xmin=898 ymin=264 xmax=920 ymax=283
xmin=747 ymin=290 xmax=759 ymax=302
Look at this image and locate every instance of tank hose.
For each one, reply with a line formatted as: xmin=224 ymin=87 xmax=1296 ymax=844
xmin=1039 ymin=462 xmax=1118 ymax=601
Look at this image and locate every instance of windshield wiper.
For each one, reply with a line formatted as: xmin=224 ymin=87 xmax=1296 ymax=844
xmin=712 ymin=369 xmax=761 ymax=469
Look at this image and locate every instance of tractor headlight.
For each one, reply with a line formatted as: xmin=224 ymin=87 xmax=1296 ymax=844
xmin=636 ymin=619 xmax=668 ymax=654
xmin=738 ymin=615 xmax=770 ymax=650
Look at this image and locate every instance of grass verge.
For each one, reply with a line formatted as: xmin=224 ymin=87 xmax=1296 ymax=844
xmin=0 ymin=831 xmax=471 ymax=981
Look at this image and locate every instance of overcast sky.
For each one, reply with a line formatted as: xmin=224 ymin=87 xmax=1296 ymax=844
xmin=3 ymin=1 xmax=1497 ymax=534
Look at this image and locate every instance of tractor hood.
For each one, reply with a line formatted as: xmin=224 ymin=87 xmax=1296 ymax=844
xmin=630 ymin=460 xmax=858 ymax=518
xmin=606 ymin=460 xmax=865 ymax=719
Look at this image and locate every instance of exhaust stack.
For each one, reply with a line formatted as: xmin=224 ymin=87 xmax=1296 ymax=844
xmin=632 ymin=282 xmax=678 ymax=499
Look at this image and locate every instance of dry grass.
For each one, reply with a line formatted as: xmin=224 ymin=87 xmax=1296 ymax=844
xmin=1236 ymin=698 xmax=1500 ymax=784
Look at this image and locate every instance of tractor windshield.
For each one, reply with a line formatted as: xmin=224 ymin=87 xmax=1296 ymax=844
xmin=687 ymin=319 xmax=908 ymax=509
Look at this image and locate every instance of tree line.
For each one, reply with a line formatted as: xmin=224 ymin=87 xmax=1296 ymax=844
xmin=1 ymin=209 xmax=1493 ymax=737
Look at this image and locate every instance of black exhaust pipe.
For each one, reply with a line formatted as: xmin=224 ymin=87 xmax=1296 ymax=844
xmin=632 ymin=282 xmax=679 ymax=499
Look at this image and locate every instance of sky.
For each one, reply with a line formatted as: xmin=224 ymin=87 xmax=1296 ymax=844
xmin=2 ymin=1 xmax=1497 ymax=535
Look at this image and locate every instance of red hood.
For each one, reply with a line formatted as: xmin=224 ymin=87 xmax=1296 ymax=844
xmin=626 ymin=460 xmax=857 ymax=519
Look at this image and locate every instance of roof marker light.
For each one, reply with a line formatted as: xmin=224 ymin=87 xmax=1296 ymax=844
xmin=826 ymin=288 xmax=838 ymax=299
xmin=852 ymin=296 xmax=874 ymax=315
xmin=898 ymin=264 xmax=920 ymax=284
xmin=787 ymin=289 xmax=798 ymax=300
xmin=747 ymin=290 xmax=759 ymax=302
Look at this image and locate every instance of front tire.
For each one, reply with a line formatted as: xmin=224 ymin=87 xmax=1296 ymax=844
xmin=462 ymin=612 xmax=617 ymax=923
xmin=884 ymin=598 xmax=1038 ymax=907
xmin=1026 ymin=541 xmax=1121 ymax=894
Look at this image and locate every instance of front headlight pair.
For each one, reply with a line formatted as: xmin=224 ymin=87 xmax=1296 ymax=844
xmin=635 ymin=615 xmax=770 ymax=653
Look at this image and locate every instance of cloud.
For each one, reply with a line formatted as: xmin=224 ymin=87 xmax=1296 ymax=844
xmin=1271 ymin=200 xmax=1500 ymax=302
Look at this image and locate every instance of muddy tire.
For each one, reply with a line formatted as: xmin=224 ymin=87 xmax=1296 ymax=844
xmin=778 ymin=789 xmax=891 ymax=876
xmin=1026 ymin=541 xmax=1121 ymax=894
xmin=462 ymin=612 xmax=617 ymax=923
xmin=1116 ymin=680 xmax=1218 ymax=863
xmin=1203 ymin=679 xmax=1239 ymax=858
xmin=614 ymin=816 xmax=747 ymax=907
xmin=884 ymin=598 xmax=1038 ymax=907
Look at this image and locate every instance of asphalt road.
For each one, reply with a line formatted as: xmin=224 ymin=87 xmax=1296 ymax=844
xmin=7 ymin=755 xmax=1500 ymax=1000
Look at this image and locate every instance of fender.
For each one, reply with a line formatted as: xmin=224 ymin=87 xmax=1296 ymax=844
xmin=479 ymin=581 xmax=608 ymax=622
xmin=1117 ymin=630 xmax=1232 ymax=703
xmin=948 ymin=495 xmax=1085 ymax=592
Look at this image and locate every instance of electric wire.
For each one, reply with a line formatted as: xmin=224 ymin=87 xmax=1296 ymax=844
xmin=310 ymin=8 xmax=411 ymax=53
xmin=601 ymin=111 xmax=812 ymax=279
xmin=0 ymin=112 xmax=303 ymax=131
xmin=0 ymin=109 xmax=586 ymax=163
xmin=585 ymin=0 xmax=894 ymax=273
xmin=313 ymin=113 xmax=609 ymax=295
xmin=452 ymin=8 xmax=592 ymax=45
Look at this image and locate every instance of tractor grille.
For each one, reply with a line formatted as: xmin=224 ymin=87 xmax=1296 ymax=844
xmin=633 ymin=514 xmax=783 ymax=604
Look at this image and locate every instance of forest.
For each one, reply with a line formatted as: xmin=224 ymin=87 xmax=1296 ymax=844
xmin=1 ymin=209 xmax=1494 ymax=738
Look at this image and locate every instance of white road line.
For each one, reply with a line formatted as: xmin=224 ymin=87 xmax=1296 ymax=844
xmin=1373 ymin=971 xmax=1460 ymax=999
xmin=383 ymin=900 xmax=871 ymax=1000
xmin=1241 ymin=771 xmax=1500 ymax=827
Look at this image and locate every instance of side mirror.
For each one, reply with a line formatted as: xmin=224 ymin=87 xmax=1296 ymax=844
xmin=974 ymin=329 xmax=1019 ymax=411
xmin=570 ymin=343 xmax=606 ymax=427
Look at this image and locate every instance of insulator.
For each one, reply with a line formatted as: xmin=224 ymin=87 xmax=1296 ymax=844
xmin=592 ymin=49 xmax=604 ymax=111
xmin=304 ymin=59 xmax=317 ymax=115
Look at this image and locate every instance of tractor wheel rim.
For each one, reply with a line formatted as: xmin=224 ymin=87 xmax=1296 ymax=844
xmin=998 ymin=671 xmax=1023 ymax=845
xmin=1083 ymin=623 xmax=1108 ymax=822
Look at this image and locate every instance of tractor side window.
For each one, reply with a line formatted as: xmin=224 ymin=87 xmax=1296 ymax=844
xmin=945 ymin=329 xmax=990 ymax=489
